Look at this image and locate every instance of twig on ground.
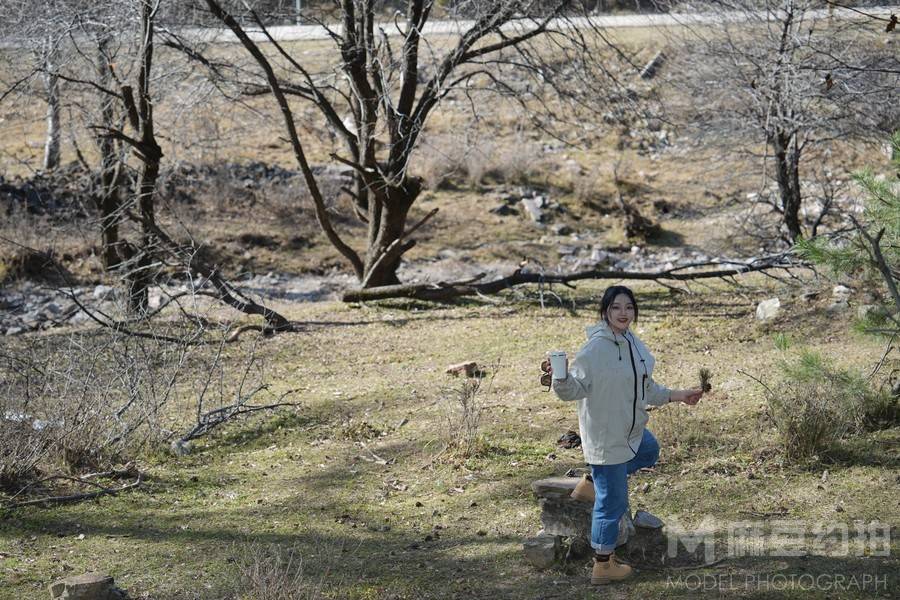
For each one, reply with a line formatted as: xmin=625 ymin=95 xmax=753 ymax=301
xmin=2 ymin=474 xmax=143 ymax=510
xmin=359 ymin=442 xmax=392 ymax=465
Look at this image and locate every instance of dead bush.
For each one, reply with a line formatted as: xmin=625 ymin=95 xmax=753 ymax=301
xmin=765 ymin=378 xmax=853 ymax=463
xmin=415 ymin=133 xmax=471 ymax=191
xmin=237 ymin=543 xmax=335 ymax=600
xmin=0 ymin=245 xmax=70 ymax=285
xmin=441 ymin=361 xmax=498 ymax=458
xmin=0 ymin=416 xmax=48 ymax=493
xmin=0 ymin=330 xmax=187 ymax=483
xmin=416 ymin=133 xmax=545 ymax=190
xmin=488 ymin=139 xmax=544 ymax=187
xmin=759 ymin=345 xmax=898 ymax=462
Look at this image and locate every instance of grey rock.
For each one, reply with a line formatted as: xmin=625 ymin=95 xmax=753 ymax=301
xmin=521 ymin=198 xmax=545 ymax=223
xmin=92 ymin=285 xmax=115 ymax=301
xmin=827 ymin=300 xmax=850 ymax=313
xmin=531 ymin=476 xmax=578 ymax=500
xmin=857 ymin=304 xmax=878 ymax=320
xmin=633 ymin=509 xmax=664 ymax=529
xmin=170 ymin=440 xmax=192 ymax=456
xmin=523 ymin=533 xmax=562 ymax=569
xmin=590 ymin=248 xmax=613 ymax=264
xmin=832 ymin=284 xmax=852 ymax=299
xmin=5 ymin=326 xmax=24 ymax=336
xmin=489 ymin=203 xmax=518 ymax=216
xmin=756 ymin=298 xmax=781 ymax=321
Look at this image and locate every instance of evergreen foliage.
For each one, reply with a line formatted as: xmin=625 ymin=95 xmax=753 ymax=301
xmin=796 ymin=133 xmax=900 ymax=333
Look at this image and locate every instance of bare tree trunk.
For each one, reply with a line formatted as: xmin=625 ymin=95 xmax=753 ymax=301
xmin=362 ymin=176 xmax=423 ymax=288
xmin=42 ymin=53 xmax=61 ymax=171
xmin=772 ymin=130 xmax=803 ymax=242
xmin=96 ymin=34 xmax=122 ymax=270
xmin=123 ymin=1 xmax=163 ymax=315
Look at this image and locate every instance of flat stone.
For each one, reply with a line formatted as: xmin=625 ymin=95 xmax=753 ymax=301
xmin=445 ymin=361 xmax=479 ymax=377
xmin=531 ymin=476 xmax=578 ymax=499
xmin=634 ymin=509 xmax=664 ymax=529
xmin=49 ymin=572 xmax=116 ymax=600
xmin=523 ymin=533 xmax=561 ymax=569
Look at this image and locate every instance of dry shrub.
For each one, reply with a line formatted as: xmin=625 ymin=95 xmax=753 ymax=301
xmin=765 ymin=378 xmax=855 ymax=463
xmin=762 ymin=346 xmax=898 ymax=462
xmin=416 ymin=133 xmax=545 ymax=190
xmin=572 ymin=168 xmax=603 ymax=204
xmin=416 ymin=133 xmax=471 ymax=190
xmin=0 ymin=246 xmax=67 ymax=284
xmin=0 ymin=327 xmax=193 ymax=490
xmin=488 ymin=139 xmax=544 ymax=187
xmin=340 ymin=419 xmax=382 ymax=442
xmin=237 ymin=543 xmax=335 ymax=600
xmin=442 ymin=362 xmax=498 ymax=458
xmin=0 ymin=416 xmax=48 ymax=492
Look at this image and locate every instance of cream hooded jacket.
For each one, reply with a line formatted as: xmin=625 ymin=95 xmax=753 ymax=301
xmin=552 ymin=321 xmax=671 ymax=465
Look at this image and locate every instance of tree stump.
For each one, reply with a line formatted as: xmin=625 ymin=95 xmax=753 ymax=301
xmin=48 ymin=572 xmax=126 ymax=600
xmin=524 ymin=476 xmax=668 ymax=569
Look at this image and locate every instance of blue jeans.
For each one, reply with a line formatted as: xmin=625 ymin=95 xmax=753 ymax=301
xmin=589 ymin=429 xmax=660 ymax=552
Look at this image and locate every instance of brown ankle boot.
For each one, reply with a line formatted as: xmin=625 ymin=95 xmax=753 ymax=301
xmin=591 ymin=554 xmax=633 ymax=584
xmin=570 ymin=474 xmax=595 ymax=503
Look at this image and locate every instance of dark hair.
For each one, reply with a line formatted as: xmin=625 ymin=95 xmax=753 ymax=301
xmin=600 ymin=285 xmax=639 ymax=324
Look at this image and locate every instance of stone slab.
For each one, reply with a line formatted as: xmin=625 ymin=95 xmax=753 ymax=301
xmin=49 ymin=572 xmax=116 ymax=600
xmin=531 ymin=476 xmax=578 ymax=500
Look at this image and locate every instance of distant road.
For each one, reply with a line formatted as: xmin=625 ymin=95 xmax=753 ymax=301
xmin=182 ymin=5 xmax=898 ymax=43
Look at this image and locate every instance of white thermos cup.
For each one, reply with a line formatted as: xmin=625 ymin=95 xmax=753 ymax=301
xmin=549 ymin=351 xmax=567 ymax=380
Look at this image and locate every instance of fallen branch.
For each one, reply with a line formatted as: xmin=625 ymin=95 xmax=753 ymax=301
xmin=359 ymin=442 xmax=393 ymax=465
xmin=177 ymin=386 xmax=301 ymax=443
xmin=2 ymin=474 xmax=143 ymax=510
xmin=343 ymin=254 xmax=802 ymax=303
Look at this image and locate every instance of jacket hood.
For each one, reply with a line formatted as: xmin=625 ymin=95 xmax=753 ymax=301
xmin=585 ymin=321 xmax=622 ymax=342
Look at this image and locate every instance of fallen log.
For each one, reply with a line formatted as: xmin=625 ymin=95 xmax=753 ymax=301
xmin=342 ymin=254 xmax=800 ymax=303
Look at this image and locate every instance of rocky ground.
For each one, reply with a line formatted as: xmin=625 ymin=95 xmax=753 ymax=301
xmin=0 ymin=239 xmax=761 ymax=336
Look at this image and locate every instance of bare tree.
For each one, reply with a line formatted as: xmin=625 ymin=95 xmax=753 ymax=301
xmin=0 ymin=1 xmax=137 ymax=267
xmin=1 ymin=1 xmax=294 ymax=330
xmin=40 ymin=39 xmax=62 ymax=171
xmin=662 ymin=0 xmax=900 ymax=244
xmin=182 ymin=0 xmax=630 ymax=288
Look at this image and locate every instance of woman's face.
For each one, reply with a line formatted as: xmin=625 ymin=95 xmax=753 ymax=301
xmin=606 ymin=293 xmax=635 ymax=334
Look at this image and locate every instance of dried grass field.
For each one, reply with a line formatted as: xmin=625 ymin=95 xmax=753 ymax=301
xmin=1 ymin=15 xmax=898 ymax=600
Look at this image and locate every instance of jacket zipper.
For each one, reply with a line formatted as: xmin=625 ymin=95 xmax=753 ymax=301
xmin=623 ymin=335 xmax=639 ymax=456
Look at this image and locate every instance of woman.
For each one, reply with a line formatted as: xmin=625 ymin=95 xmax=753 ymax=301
xmin=549 ymin=285 xmax=703 ymax=584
